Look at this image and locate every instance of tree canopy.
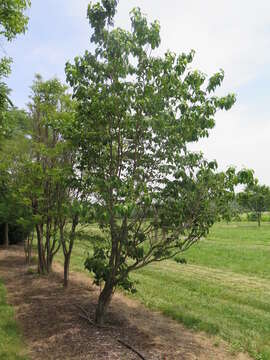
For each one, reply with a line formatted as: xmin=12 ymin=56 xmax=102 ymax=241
xmin=0 ymin=0 xmax=31 ymax=140
xmin=65 ymin=0 xmax=252 ymax=324
xmin=238 ymin=183 xmax=270 ymax=226
xmin=0 ymin=0 xmax=259 ymax=330
xmin=0 ymin=0 xmax=31 ymax=41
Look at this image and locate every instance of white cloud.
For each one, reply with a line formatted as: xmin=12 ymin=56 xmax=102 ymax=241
xmin=190 ymin=106 xmax=270 ymax=184
xmin=116 ymin=0 xmax=270 ymax=90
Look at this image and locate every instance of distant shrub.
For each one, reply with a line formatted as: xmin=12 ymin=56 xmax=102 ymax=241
xmin=174 ymin=257 xmax=187 ymax=264
xmin=232 ymin=214 xmax=242 ymax=222
xmin=247 ymin=212 xmax=257 ymax=222
xmin=0 ymin=223 xmax=28 ymax=245
xmin=245 ymin=212 xmax=270 ymax=222
xmin=261 ymin=212 xmax=270 ymax=222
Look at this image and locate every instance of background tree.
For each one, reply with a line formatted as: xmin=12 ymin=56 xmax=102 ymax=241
xmin=0 ymin=60 xmax=12 ymax=141
xmin=0 ymin=1 xmax=32 ymax=245
xmin=66 ymin=0 xmax=253 ymax=324
xmin=0 ymin=0 xmax=31 ymax=140
xmin=237 ymin=183 xmax=270 ymax=227
xmin=0 ymin=109 xmax=32 ymax=247
xmin=22 ymin=75 xmax=76 ymax=274
xmin=0 ymin=0 xmax=31 ymax=41
xmin=51 ymin=136 xmax=82 ymax=287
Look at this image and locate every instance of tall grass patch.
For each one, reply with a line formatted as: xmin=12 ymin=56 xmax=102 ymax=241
xmin=0 ymin=279 xmax=27 ymax=360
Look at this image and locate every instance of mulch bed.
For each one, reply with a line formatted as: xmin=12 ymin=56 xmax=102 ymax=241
xmin=0 ymin=245 xmax=251 ymax=360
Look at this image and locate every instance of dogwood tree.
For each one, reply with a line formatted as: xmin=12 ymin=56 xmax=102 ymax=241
xmin=66 ymin=0 xmax=252 ymax=324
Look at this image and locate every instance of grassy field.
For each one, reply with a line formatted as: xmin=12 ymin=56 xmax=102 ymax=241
xmin=0 ymin=280 xmax=27 ymax=360
xmin=57 ymin=222 xmax=270 ymax=360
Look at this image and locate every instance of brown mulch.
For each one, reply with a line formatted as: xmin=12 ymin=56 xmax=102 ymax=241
xmin=0 ymin=245 xmax=251 ymax=360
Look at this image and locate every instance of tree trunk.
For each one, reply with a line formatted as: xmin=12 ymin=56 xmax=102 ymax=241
xmin=24 ymin=236 xmax=30 ymax=264
xmin=4 ymin=223 xmax=9 ymax=248
xmin=46 ymin=255 xmax=53 ymax=274
xmin=63 ymin=254 xmax=71 ymax=288
xmin=258 ymin=213 xmax=261 ymax=227
xmin=95 ymin=280 xmax=114 ymax=325
xmin=29 ymin=232 xmax=33 ymax=264
xmin=24 ymin=232 xmax=33 ymax=265
xmin=36 ymin=224 xmax=46 ymax=274
xmin=46 ymin=220 xmax=53 ymax=274
xmin=61 ymin=215 xmax=78 ymax=288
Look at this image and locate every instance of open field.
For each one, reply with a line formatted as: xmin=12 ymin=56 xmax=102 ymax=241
xmin=56 ymin=222 xmax=270 ymax=360
xmin=0 ymin=279 xmax=27 ymax=360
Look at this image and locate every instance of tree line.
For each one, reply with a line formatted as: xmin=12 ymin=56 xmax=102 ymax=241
xmin=1 ymin=0 xmax=266 ymax=325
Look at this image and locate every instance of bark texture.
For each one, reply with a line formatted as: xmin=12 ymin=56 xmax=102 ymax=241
xmin=95 ymin=280 xmax=114 ymax=325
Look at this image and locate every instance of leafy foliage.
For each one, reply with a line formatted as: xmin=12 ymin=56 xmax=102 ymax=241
xmin=0 ymin=109 xmax=32 ymax=246
xmin=0 ymin=0 xmax=31 ymax=140
xmin=66 ymin=0 xmax=253 ymax=323
xmin=17 ymin=75 xmax=78 ymax=273
xmin=0 ymin=58 xmax=12 ymax=140
xmin=0 ymin=0 xmax=31 ymax=41
xmin=237 ymin=183 xmax=270 ymax=226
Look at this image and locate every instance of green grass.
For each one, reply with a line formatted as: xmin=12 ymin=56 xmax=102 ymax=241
xmin=0 ymin=279 xmax=27 ymax=360
xmin=184 ymin=222 xmax=270 ymax=279
xmin=58 ymin=222 xmax=270 ymax=360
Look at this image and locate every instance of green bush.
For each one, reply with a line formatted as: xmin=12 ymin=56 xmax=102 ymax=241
xmin=247 ymin=213 xmax=258 ymax=222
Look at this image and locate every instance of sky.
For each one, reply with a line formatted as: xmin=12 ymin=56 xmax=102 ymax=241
xmin=3 ymin=0 xmax=270 ymax=185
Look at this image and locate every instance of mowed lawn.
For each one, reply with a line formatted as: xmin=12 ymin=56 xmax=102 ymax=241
xmin=61 ymin=222 xmax=270 ymax=360
xmin=0 ymin=279 xmax=27 ymax=360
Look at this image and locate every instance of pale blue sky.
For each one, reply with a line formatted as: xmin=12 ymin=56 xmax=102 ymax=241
xmin=3 ymin=0 xmax=270 ymax=185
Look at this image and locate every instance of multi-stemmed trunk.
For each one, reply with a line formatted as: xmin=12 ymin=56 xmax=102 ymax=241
xmin=60 ymin=214 xmax=78 ymax=288
xmin=36 ymin=224 xmax=56 ymax=274
xmin=36 ymin=224 xmax=47 ymax=274
xmin=94 ymin=217 xmax=123 ymax=325
xmin=24 ymin=232 xmax=34 ymax=265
